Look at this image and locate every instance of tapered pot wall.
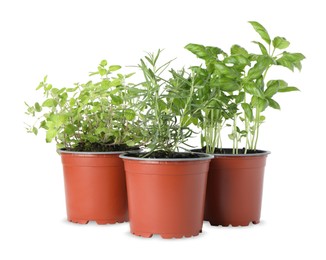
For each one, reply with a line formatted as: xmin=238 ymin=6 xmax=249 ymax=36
xmin=205 ymin=153 xmax=269 ymax=226
xmin=60 ymin=152 xmax=128 ymax=224
xmin=121 ymin=156 xmax=212 ymax=238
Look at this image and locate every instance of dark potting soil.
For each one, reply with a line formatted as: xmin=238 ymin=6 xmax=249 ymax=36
xmin=124 ymin=151 xmax=206 ymax=159
xmin=64 ymin=142 xmax=139 ymax=152
xmin=193 ymin=147 xmax=267 ymax=155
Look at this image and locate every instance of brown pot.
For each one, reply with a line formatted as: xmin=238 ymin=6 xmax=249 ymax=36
xmin=120 ymin=153 xmax=213 ymax=238
xmin=205 ymin=150 xmax=270 ymax=226
xmin=60 ymin=150 xmax=128 ymax=224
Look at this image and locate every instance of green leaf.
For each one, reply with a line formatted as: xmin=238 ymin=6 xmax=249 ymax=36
xmin=267 ymin=79 xmax=288 ymax=88
xmin=51 ymin=88 xmax=60 ymax=95
xmin=206 ymin=46 xmax=225 ymax=59
xmin=98 ymin=66 xmax=107 ymax=76
xmin=110 ymin=94 xmax=123 ymax=105
xmin=32 ymin=127 xmax=38 ymax=135
xmin=35 ymin=102 xmax=42 ymax=112
xmin=66 ymin=86 xmax=79 ymax=92
xmin=230 ymin=45 xmax=249 ymax=57
xmin=265 ymin=79 xmax=288 ymax=97
xmin=69 ymin=98 xmax=76 ymax=106
xmin=224 ymin=55 xmax=249 ymax=67
xmin=249 ymin=21 xmax=271 ymax=45
xmin=241 ymin=103 xmax=253 ymax=121
xmin=109 ymin=65 xmax=122 ymax=72
xmin=235 ymin=92 xmax=245 ymax=103
xmin=257 ymin=97 xmax=269 ymax=112
xmin=51 ymin=114 xmax=67 ymax=128
xmin=64 ymin=124 xmax=76 ymax=135
xmin=110 ymin=78 xmax=122 ymax=87
xmin=244 ymin=82 xmax=265 ymax=98
xmin=267 ymin=98 xmax=281 ymax=109
xmin=264 ymin=85 xmax=279 ymax=98
xmin=214 ymin=62 xmax=239 ymax=78
xmin=273 ymin=36 xmax=290 ymax=49
xmin=45 ymin=83 xmax=52 ymax=91
xmin=95 ymin=127 xmax=108 ymax=135
xmin=126 ymin=140 xmax=135 ymax=147
xmin=125 ymin=72 xmax=135 ymax=78
xmin=228 ymin=133 xmax=235 ymax=140
xmin=100 ymin=60 xmax=107 ymax=67
xmin=277 ymin=52 xmax=305 ymax=71
xmin=46 ymin=128 xmax=57 ymax=143
xmin=252 ymin=41 xmax=268 ymax=55
xmin=247 ymin=55 xmax=273 ymax=80
xmin=42 ymin=98 xmax=57 ymax=107
xmin=158 ymin=99 xmax=168 ymax=112
xmin=278 ymin=86 xmax=300 ymax=92
xmin=217 ymin=78 xmax=240 ymax=92
xmin=36 ymin=78 xmax=46 ymax=90
xmin=59 ymin=92 xmax=68 ymax=107
xmin=185 ymin=43 xmax=207 ymax=59
xmin=124 ymin=109 xmax=136 ymax=121
xmin=191 ymin=117 xmax=198 ymax=126
xmin=181 ymin=115 xmax=192 ymax=127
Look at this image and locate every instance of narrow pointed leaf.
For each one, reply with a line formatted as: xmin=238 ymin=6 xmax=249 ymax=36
xmin=267 ymin=98 xmax=281 ymax=109
xmin=109 ymin=65 xmax=121 ymax=72
xmin=249 ymin=21 xmax=271 ymax=44
xmin=278 ymin=86 xmax=300 ymax=92
xmin=241 ymin=103 xmax=253 ymax=121
xmin=252 ymin=41 xmax=268 ymax=55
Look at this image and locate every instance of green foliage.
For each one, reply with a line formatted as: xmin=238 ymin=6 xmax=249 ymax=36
xmin=136 ymin=50 xmax=201 ymax=156
xmin=25 ymin=61 xmax=142 ymax=151
xmin=185 ymin=21 xmax=304 ymax=153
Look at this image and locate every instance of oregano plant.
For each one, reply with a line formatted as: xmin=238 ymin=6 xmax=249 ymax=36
xmin=185 ymin=21 xmax=305 ymax=154
xmin=25 ymin=60 xmax=142 ymax=152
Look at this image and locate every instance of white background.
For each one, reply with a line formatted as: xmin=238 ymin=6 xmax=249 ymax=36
xmin=1 ymin=0 xmax=325 ymax=259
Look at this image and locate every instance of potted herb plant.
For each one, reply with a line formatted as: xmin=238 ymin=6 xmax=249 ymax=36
xmin=185 ymin=21 xmax=305 ymax=226
xmin=119 ymin=50 xmax=213 ymax=238
xmin=25 ymin=60 xmax=141 ymax=224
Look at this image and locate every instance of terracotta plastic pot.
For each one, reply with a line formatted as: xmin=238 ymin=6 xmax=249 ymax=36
xmin=204 ymin=150 xmax=270 ymax=226
xmin=120 ymin=153 xmax=213 ymax=238
xmin=59 ymin=150 xmax=128 ymax=224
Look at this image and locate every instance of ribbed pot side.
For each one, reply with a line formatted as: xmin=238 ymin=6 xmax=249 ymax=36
xmin=205 ymin=152 xmax=269 ymax=226
xmin=60 ymin=151 xmax=128 ymax=224
xmin=121 ymin=155 xmax=212 ymax=238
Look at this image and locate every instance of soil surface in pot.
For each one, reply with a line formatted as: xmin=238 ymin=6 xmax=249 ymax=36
xmin=124 ymin=151 xmax=206 ymax=159
xmin=64 ymin=142 xmax=139 ymax=152
xmin=193 ymin=147 xmax=267 ymax=155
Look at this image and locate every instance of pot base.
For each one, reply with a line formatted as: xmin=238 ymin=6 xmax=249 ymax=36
xmin=208 ymin=220 xmax=260 ymax=227
xmin=68 ymin=218 xmax=127 ymax=225
xmin=131 ymin=230 xmax=201 ymax=239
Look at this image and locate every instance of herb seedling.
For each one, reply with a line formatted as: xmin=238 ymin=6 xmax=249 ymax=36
xmin=185 ymin=21 xmax=305 ymax=154
xmin=25 ymin=60 xmax=142 ymax=151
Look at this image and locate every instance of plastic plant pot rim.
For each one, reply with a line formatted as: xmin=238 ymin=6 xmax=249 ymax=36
xmin=57 ymin=149 xmax=139 ymax=155
xmin=119 ymin=152 xmax=214 ymax=162
xmin=212 ymin=149 xmax=271 ymax=158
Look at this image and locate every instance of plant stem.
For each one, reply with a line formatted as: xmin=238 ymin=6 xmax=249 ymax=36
xmin=176 ymin=72 xmax=195 ymax=151
xmin=232 ymin=114 xmax=238 ymax=154
xmin=251 ymin=108 xmax=260 ymax=151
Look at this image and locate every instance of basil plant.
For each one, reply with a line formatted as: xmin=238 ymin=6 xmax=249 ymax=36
xmin=185 ymin=21 xmax=305 ymax=154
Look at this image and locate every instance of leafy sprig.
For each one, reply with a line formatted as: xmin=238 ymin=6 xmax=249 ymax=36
xmin=185 ymin=21 xmax=305 ymax=154
xmin=25 ymin=61 xmax=142 ymax=151
xmin=136 ymin=50 xmax=202 ymax=156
